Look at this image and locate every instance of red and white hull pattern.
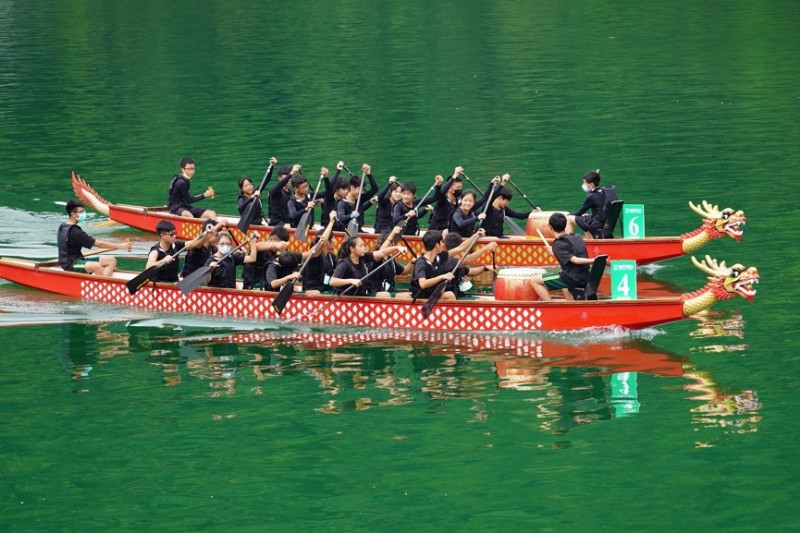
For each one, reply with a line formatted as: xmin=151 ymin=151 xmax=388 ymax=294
xmin=0 ymin=258 xmax=690 ymax=332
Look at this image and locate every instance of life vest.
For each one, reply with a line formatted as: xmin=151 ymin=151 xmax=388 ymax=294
xmin=57 ymin=223 xmax=76 ymax=270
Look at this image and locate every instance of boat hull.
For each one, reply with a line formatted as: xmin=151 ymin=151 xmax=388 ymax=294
xmin=0 ymin=258 xmax=688 ymax=332
xmin=108 ymin=204 xmax=686 ymax=267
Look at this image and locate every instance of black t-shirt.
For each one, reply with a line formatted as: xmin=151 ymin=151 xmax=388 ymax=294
xmin=410 ymin=251 xmax=448 ymax=299
xmin=205 ymin=253 xmax=245 ymax=289
xmin=552 ymin=234 xmax=590 ymax=287
xmin=149 ymin=241 xmax=186 ymax=282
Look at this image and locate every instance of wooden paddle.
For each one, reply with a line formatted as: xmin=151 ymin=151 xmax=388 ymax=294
xmin=535 ymin=228 xmax=553 ymax=254
xmin=35 ymin=247 xmax=115 ymax=268
xmin=301 ymin=252 xmax=404 ymax=321
xmin=178 ymin=234 xmax=256 ymax=295
xmin=237 ymin=162 xmax=274 ymax=233
xmin=272 ymin=239 xmax=325 ymax=315
xmin=346 ymin=171 xmax=366 ymax=237
xmin=508 ymin=179 xmax=540 ymax=210
xmin=126 ymin=229 xmax=211 ymax=295
xmin=295 ymin=173 xmax=324 ymax=243
xmin=421 ymin=231 xmax=483 ymax=319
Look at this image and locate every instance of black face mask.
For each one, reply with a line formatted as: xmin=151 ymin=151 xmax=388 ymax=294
xmin=452 ymin=189 xmax=462 ymax=198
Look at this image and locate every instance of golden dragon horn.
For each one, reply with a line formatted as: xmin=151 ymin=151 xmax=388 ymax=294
xmin=691 ymin=255 xmax=729 ymax=277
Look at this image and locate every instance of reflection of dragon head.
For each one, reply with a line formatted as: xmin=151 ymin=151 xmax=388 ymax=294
xmin=681 ymin=255 xmax=759 ymax=317
xmin=685 ymin=200 xmax=746 ymax=246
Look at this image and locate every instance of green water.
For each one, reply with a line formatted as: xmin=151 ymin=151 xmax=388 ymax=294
xmin=1 ymin=0 xmax=798 ymax=531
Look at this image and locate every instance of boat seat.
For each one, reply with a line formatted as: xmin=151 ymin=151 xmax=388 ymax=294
xmin=569 ymin=254 xmax=608 ymax=301
xmin=591 ymin=185 xmax=623 ymax=239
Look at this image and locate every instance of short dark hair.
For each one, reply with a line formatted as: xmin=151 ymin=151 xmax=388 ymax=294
xmin=401 ymin=182 xmax=417 ymax=194
xmin=278 ymin=165 xmax=292 ymax=176
xmin=180 ymin=157 xmax=195 ymax=169
xmin=348 ymin=176 xmax=362 ymax=189
xmin=583 ymin=170 xmax=601 ymax=186
xmin=422 ymin=230 xmax=443 ymax=251
xmin=333 ymin=178 xmax=349 ymax=191
xmin=278 ymin=251 xmax=301 ymax=270
xmin=269 ymin=225 xmax=290 ymax=242
xmin=496 ymin=186 xmax=513 ymax=200
xmin=443 ymin=232 xmax=463 ymax=250
xmin=156 ymin=220 xmax=176 ymax=234
xmin=290 ymin=174 xmax=307 ymax=188
xmin=549 ymin=212 xmax=567 ymax=232
xmin=65 ymin=199 xmax=84 ymax=215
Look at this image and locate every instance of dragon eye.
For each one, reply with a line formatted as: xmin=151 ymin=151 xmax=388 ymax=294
xmin=722 ymin=211 xmax=730 ymax=219
xmin=731 ymin=268 xmax=741 ymax=277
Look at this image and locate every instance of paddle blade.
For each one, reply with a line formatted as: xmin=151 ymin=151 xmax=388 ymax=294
xmin=346 ymin=218 xmax=359 ymax=237
xmin=421 ymin=282 xmax=447 ymax=319
xmin=295 ymin=212 xmax=311 ymax=243
xmin=178 ymin=266 xmax=212 ymax=295
xmin=272 ymin=281 xmax=296 ymax=315
xmin=126 ymin=265 xmax=159 ymax=295
xmin=237 ymin=198 xmax=260 ymax=233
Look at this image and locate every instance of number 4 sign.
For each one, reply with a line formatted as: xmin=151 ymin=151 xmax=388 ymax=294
xmin=622 ymin=204 xmax=646 ymax=238
xmin=611 ymin=260 xmax=637 ymax=300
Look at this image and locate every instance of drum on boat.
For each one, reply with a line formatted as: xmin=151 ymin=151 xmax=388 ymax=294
xmin=525 ymin=210 xmax=567 ymax=239
xmin=495 ymin=267 xmax=547 ymax=301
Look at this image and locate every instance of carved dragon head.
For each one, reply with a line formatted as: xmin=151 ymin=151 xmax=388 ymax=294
xmin=691 ymin=255 xmax=759 ymax=302
xmin=689 ymin=200 xmax=746 ymax=241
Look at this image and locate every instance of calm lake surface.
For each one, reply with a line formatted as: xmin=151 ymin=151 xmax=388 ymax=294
xmin=1 ymin=1 xmax=798 ymax=531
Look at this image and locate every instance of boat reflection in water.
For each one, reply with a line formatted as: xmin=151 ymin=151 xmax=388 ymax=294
xmin=54 ymin=317 xmax=761 ymax=440
xmin=72 ymin=318 xmax=757 ymax=438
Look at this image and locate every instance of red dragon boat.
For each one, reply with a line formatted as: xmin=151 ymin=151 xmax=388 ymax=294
xmin=72 ymin=172 xmax=746 ymax=267
xmin=0 ymin=255 xmax=758 ymax=332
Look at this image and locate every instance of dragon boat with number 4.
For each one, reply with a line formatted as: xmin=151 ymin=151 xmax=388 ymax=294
xmin=72 ymin=173 xmax=746 ymax=267
xmin=0 ymin=253 xmax=758 ymax=332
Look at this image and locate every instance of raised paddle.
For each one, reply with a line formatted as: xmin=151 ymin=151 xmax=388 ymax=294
xmin=295 ymin=173 xmax=324 ymax=243
xmin=178 ymin=233 xmax=257 ymax=295
xmin=508 ymin=179 xmax=540 ymax=210
xmin=271 ymin=239 xmax=325 ymax=315
xmin=421 ymin=231 xmax=483 ymax=319
xmin=126 ymin=229 xmax=211 ymax=295
xmin=346 ymin=171 xmax=367 ymax=237
xmin=237 ymin=162 xmax=274 ymax=233
xmin=462 ymin=173 xmax=482 ymax=193
xmin=300 ymin=251 xmax=404 ymax=321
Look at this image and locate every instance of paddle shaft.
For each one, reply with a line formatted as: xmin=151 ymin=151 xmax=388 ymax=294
xmin=35 ymin=247 xmax=116 ymax=268
xmin=237 ymin=163 xmax=274 ymax=232
xmin=508 ymin=179 xmax=539 ymax=210
xmin=301 ymin=252 xmax=403 ymax=320
xmin=272 ymin=239 xmax=325 ymax=314
xmin=421 ymin=231 xmax=483 ymax=318
xmin=296 ymin=174 xmax=324 ymax=242
xmin=178 ymin=234 xmax=255 ymax=295
xmin=535 ymin=228 xmax=554 ymax=255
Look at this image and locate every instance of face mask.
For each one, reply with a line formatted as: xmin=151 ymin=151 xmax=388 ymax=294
xmin=453 ymin=189 xmax=462 ymax=198
xmin=581 ymin=183 xmax=591 ymax=193
xmin=218 ymin=244 xmax=231 ymax=255
xmin=76 ymin=212 xmax=87 ymax=223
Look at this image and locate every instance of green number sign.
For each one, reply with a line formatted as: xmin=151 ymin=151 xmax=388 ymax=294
xmin=622 ymin=204 xmax=646 ymax=238
xmin=611 ymin=260 xmax=637 ymax=300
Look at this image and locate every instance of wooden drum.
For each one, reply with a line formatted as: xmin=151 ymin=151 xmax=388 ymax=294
xmin=495 ymin=267 xmax=547 ymax=301
xmin=525 ymin=210 xmax=568 ymax=239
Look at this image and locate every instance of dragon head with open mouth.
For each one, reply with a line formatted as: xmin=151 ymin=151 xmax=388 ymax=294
xmin=689 ymin=200 xmax=747 ymax=241
xmin=691 ymin=255 xmax=759 ymax=303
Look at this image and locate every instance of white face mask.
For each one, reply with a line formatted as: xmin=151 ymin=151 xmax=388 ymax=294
xmin=581 ymin=183 xmax=591 ymax=193
xmin=76 ymin=212 xmax=87 ymax=223
xmin=218 ymin=244 xmax=232 ymax=255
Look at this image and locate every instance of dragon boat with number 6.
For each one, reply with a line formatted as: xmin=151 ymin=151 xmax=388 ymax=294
xmin=0 ymin=254 xmax=758 ymax=332
xmin=72 ymin=173 xmax=746 ymax=267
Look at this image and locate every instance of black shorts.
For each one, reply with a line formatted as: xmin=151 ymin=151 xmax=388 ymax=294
xmin=169 ymin=205 xmax=206 ymax=218
xmin=574 ymin=215 xmax=602 ymax=233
